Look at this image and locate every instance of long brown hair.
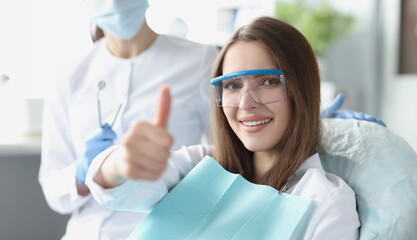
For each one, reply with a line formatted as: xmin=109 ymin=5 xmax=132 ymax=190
xmin=91 ymin=25 xmax=105 ymax=43
xmin=211 ymin=16 xmax=321 ymax=191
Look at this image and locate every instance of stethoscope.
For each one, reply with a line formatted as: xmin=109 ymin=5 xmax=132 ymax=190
xmin=96 ymin=81 xmax=124 ymax=128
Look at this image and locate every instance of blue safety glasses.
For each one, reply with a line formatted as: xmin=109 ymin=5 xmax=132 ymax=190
xmin=211 ymin=69 xmax=287 ymax=108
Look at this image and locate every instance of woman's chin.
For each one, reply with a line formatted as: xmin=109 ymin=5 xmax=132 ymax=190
xmin=243 ymin=142 xmax=266 ymax=153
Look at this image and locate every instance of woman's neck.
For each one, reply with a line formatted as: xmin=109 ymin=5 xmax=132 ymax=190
xmin=253 ymin=150 xmax=279 ymax=179
xmin=104 ymin=22 xmax=158 ymax=59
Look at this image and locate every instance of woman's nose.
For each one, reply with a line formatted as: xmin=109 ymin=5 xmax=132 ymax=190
xmin=238 ymin=89 xmax=260 ymax=109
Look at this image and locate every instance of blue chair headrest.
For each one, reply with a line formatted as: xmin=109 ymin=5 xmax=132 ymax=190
xmin=320 ymin=118 xmax=417 ymax=239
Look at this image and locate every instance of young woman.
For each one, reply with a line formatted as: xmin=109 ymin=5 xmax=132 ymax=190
xmin=86 ymin=16 xmax=360 ymax=239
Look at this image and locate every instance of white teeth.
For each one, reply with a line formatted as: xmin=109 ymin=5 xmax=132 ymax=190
xmin=242 ymin=119 xmax=272 ymax=126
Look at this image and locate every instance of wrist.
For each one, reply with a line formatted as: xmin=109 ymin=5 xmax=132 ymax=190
xmin=94 ymin=147 xmax=127 ymax=188
xmin=76 ymin=180 xmax=91 ymax=196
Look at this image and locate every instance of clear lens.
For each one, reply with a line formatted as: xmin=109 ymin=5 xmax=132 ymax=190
xmin=211 ymin=70 xmax=286 ymax=108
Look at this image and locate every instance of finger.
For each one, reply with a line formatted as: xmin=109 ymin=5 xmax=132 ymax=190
xmin=356 ymin=112 xmax=388 ymax=127
xmin=122 ymin=143 xmax=169 ymax=179
xmin=118 ymin=157 xmax=165 ymax=180
xmin=129 ymin=157 xmax=168 ymax=179
xmin=154 ymin=85 xmax=171 ymax=128
xmin=123 ymin=126 xmax=171 ymax=166
xmin=329 ymin=93 xmax=345 ymax=113
xmin=143 ymin=128 xmax=173 ymax=148
xmin=376 ymin=119 xmax=387 ymax=127
xmin=101 ymin=127 xmax=117 ymax=141
xmin=322 ymin=93 xmax=345 ymax=117
xmin=125 ymin=138 xmax=171 ymax=165
xmin=126 ymin=166 xmax=166 ymax=180
xmin=334 ymin=109 xmax=353 ymax=119
xmin=127 ymin=121 xmax=173 ymax=148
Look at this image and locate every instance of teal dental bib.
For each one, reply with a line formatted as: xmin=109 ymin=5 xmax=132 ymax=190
xmin=128 ymin=156 xmax=313 ymax=240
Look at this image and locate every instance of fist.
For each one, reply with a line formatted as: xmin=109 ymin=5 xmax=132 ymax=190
xmin=118 ymin=119 xmax=173 ymax=180
xmin=98 ymin=85 xmax=173 ymax=187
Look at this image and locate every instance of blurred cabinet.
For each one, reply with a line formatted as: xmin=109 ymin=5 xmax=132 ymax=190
xmin=0 ymin=151 xmax=69 ymax=240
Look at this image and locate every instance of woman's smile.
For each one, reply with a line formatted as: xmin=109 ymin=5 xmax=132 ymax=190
xmin=239 ymin=116 xmax=273 ymax=133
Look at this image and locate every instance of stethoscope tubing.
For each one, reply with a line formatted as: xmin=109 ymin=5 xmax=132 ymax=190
xmin=110 ymin=103 xmax=123 ymax=128
xmin=96 ymin=81 xmax=123 ymax=129
xmin=97 ymin=90 xmax=103 ymax=127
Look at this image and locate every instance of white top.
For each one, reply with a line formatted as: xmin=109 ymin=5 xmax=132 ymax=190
xmin=87 ymin=145 xmax=360 ymax=240
xmin=38 ymin=35 xmax=218 ymax=240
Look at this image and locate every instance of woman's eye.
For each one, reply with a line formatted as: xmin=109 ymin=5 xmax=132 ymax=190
xmin=223 ymin=81 xmax=242 ymax=90
xmin=262 ymin=78 xmax=281 ymax=86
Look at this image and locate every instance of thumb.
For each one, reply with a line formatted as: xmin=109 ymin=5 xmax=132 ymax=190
xmin=322 ymin=93 xmax=345 ymax=117
xmin=154 ymin=84 xmax=171 ymax=128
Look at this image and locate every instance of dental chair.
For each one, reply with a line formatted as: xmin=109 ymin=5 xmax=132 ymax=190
xmin=320 ymin=118 xmax=417 ymax=240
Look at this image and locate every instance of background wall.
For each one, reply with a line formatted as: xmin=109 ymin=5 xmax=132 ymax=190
xmin=320 ymin=0 xmax=417 ymax=150
xmin=325 ymin=0 xmax=380 ymax=117
xmin=381 ymin=0 xmax=417 ymax=150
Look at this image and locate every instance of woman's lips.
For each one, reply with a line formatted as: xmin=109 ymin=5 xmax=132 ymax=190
xmin=240 ymin=118 xmax=272 ymax=133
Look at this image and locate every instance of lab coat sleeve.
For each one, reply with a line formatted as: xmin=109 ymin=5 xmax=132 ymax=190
xmin=309 ymin=194 xmax=360 ymax=240
xmin=38 ymin=73 xmax=90 ymax=214
xmin=86 ymin=145 xmax=209 ymax=213
xmin=197 ymin=45 xmax=218 ymax=144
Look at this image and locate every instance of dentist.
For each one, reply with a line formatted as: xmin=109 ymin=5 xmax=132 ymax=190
xmin=38 ymin=0 xmax=218 ymax=239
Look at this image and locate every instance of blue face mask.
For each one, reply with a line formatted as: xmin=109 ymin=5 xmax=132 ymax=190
xmin=88 ymin=0 xmax=149 ymax=40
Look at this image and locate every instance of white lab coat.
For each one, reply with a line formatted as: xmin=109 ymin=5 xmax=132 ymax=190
xmin=39 ymin=34 xmax=218 ymax=240
xmin=86 ymin=145 xmax=360 ymax=240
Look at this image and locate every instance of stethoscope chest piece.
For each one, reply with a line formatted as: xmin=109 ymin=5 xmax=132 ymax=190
xmin=97 ymin=81 xmax=106 ymax=91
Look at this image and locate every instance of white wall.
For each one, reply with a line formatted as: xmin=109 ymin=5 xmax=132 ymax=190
xmin=148 ymin=0 xmax=275 ymax=46
xmin=0 ymin=0 xmax=92 ymax=139
xmin=0 ymin=0 xmax=92 ymax=98
xmin=381 ymin=0 xmax=417 ymax=151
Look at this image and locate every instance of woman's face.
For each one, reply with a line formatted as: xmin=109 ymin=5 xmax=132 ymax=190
xmin=222 ymin=41 xmax=292 ymax=154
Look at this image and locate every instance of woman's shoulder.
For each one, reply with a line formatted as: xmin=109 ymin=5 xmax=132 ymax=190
xmin=290 ymin=154 xmax=360 ymax=239
xmin=290 ymin=153 xmax=355 ymax=200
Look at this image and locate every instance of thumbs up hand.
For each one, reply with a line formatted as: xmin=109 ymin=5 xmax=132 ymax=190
xmin=95 ymin=85 xmax=173 ymax=188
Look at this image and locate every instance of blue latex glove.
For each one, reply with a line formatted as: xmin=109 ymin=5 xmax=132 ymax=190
xmin=75 ymin=123 xmax=117 ymax=184
xmin=321 ymin=93 xmax=387 ymax=127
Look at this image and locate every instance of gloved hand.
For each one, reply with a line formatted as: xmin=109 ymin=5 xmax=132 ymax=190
xmin=321 ymin=93 xmax=387 ymax=127
xmin=76 ymin=123 xmax=117 ymax=185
